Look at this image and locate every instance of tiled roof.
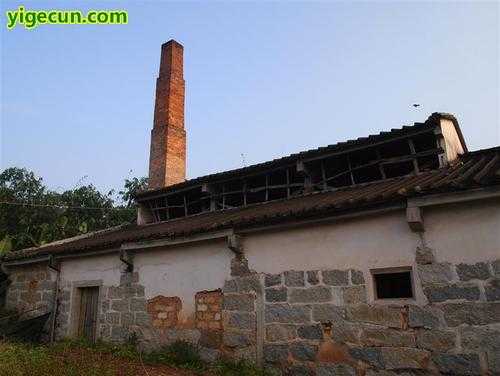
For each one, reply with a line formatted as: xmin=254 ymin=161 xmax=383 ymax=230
xmin=135 ymin=112 xmax=466 ymax=200
xmin=5 ymin=146 xmax=499 ymax=261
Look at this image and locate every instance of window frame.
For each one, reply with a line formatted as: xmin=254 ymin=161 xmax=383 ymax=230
xmin=370 ymin=266 xmax=415 ymax=302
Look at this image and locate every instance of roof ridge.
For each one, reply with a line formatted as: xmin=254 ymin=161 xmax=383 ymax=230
xmin=136 ymin=115 xmax=439 ymax=198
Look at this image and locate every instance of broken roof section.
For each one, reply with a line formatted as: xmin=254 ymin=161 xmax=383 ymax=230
xmin=5 ymin=146 xmax=500 ymax=261
xmin=135 ymin=113 xmax=467 ymax=224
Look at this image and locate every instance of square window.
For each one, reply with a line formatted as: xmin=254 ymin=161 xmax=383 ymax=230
xmin=372 ymin=268 xmax=413 ymax=299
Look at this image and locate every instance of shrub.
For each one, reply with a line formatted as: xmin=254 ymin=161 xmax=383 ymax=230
xmin=145 ymin=340 xmax=205 ymax=371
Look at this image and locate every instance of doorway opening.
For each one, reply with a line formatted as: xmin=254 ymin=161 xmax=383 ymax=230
xmin=76 ymin=286 xmax=99 ymax=342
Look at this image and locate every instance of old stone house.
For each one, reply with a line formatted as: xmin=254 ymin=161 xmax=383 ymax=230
xmin=2 ymin=40 xmax=500 ymax=375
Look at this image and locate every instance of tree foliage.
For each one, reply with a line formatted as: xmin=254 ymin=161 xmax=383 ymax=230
xmin=0 ymin=167 xmax=147 ymax=253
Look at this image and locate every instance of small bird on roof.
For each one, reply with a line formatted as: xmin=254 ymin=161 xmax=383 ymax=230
xmin=412 ymin=103 xmax=421 ymax=108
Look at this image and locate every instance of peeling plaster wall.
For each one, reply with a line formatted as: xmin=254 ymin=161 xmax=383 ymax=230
xmin=60 ymin=254 xmax=122 ymax=286
xmin=134 ymin=239 xmax=233 ymax=324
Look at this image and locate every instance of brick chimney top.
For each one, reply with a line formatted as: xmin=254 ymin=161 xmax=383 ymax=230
xmin=159 ymin=40 xmax=184 ymax=79
xmin=148 ymin=39 xmax=186 ymax=189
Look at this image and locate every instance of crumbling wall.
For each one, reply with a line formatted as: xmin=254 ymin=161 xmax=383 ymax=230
xmin=4 ymin=264 xmax=55 ymax=318
xmin=4 ymin=202 xmax=499 ymax=375
xmin=5 ymin=255 xmax=499 ymax=375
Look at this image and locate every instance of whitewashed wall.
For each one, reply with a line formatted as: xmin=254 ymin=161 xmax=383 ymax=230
xmin=55 ymin=199 xmax=500 ymax=317
xmin=133 ymin=239 xmax=233 ymax=324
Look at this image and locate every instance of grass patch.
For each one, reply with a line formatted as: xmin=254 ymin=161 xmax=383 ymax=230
xmin=145 ymin=340 xmax=205 ymax=371
xmin=0 ymin=340 xmax=119 ymax=376
xmin=52 ymin=337 xmax=140 ymax=361
xmin=0 ymin=339 xmax=278 ymax=376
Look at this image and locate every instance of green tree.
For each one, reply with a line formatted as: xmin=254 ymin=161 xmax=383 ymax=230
xmin=0 ymin=167 xmax=145 ymax=253
xmin=119 ymin=177 xmax=148 ymax=207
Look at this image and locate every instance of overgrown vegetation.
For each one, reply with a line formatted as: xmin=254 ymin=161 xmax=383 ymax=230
xmin=0 ymin=167 xmax=148 ymax=253
xmin=0 ymin=339 xmax=277 ymax=376
xmin=145 ymin=340 xmax=205 ymax=371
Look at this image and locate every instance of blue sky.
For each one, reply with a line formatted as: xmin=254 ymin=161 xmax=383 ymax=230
xmin=1 ymin=1 xmax=498 ymax=194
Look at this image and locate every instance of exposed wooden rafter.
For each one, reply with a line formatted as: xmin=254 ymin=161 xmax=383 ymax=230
xmin=142 ymin=130 xmax=445 ymax=223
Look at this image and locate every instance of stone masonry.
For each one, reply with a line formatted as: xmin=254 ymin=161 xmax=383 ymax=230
xmin=4 ymin=254 xmax=500 ymax=375
xmin=222 ymin=273 xmax=260 ymax=362
xmin=255 ymin=256 xmax=500 ymax=375
xmin=5 ymin=264 xmax=55 ymax=318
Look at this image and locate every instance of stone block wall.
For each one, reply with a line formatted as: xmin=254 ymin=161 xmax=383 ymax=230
xmin=257 ymin=255 xmax=500 ymax=375
xmin=6 ymin=253 xmax=499 ymax=375
xmin=262 ymin=268 xmax=369 ymax=375
xmin=222 ymin=274 xmax=260 ymax=361
xmin=5 ymin=264 xmax=55 ymax=318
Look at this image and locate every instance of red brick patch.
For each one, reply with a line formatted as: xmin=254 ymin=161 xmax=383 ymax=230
xmin=195 ymin=290 xmax=222 ymax=330
xmin=195 ymin=290 xmax=223 ymax=349
xmin=147 ymin=296 xmax=182 ymax=329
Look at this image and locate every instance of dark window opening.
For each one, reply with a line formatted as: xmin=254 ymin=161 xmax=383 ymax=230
xmin=246 ymin=190 xmax=266 ymax=204
xmin=327 ymin=174 xmax=352 ymax=189
xmin=349 ymin=148 xmax=378 ymax=168
xmin=412 ymin=133 xmax=438 ymax=153
xmin=417 ymin=155 xmax=440 ymax=172
xmin=269 ymin=169 xmax=287 ymax=186
xmin=168 ymin=193 xmax=185 ymax=219
xmin=352 ymin=166 xmax=383 ymax=184
xmin=214 ymin=197 xmax=224 ymax=210
xmin=268 ymin=187 xmax=288 ymax=201
xmin=200 ymin=196 xmax=211 ymax=212
xmin=187 ymin=200 xmax=202 ymax=215
xmin=247 ymin=175 xmax=266 ymax=190
xmin=225 ymin=192 xmax=244 ymax=208
xmin=169 ymin=207 xmax=185 ymax=219
xmin=324 ymin=156 xmax=350 ymax=183
xmin=186 ymin=188 xmax=203 ymax=215
xmin=304 ymin=161 xmax=323 ymax=186
xmin=288 ymin=167 xmax=304 ymax=184
xmin=379 ymin=139 xmax=411 ymax=159
xmin=373 ymin=271 xmax=413 ymax=299
xmin=224 ymin=179 xmax=244 ymax=193
xmin=157 ymin=209 xmax=168 ymax=221
xmin=383 ymin=160 xmax=415 ymax=178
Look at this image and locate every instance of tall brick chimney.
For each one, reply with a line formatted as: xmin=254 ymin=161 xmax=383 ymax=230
xmin=148 ymin=40 xmax=186 ymax=189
